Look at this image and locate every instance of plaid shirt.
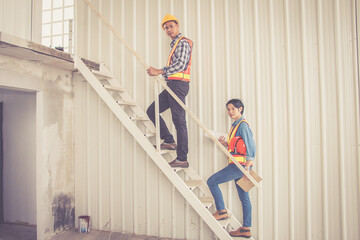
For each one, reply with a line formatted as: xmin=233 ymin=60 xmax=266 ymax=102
xmin=162 ymin=33 xmax=192 ymax=78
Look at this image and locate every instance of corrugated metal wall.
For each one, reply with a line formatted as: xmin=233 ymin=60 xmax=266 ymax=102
xmin=0 ymin=0 xmax=42 ymax=42
xmin=74 ymin=0 xmax=360 ymax=239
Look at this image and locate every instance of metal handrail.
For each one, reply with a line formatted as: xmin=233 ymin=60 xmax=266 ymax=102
xmin=83 ymin=0 xmax=260 ymax=189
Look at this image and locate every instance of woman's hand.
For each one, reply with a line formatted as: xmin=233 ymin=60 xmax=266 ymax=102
xmin=243 ymin=166 xmax=250 ymax=182
xmin=242 ymin=161 xmax=253 ymax=182
xmin=218 ymin=136 xmax=227 ymax=147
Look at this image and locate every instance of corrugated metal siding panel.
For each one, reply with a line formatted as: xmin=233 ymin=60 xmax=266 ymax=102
xmin=0 ymin=0 xmax=33 ymax=40
xmin=74 ymin=0 xmax=360 ymax=239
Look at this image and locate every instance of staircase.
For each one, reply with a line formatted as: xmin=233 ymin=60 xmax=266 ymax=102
xmin=74 ymin=56 xmax=254 ymax=240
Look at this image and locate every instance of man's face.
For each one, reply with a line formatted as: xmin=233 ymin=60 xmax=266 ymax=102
xmin=163 ymin=21 xmax=179 ymax=40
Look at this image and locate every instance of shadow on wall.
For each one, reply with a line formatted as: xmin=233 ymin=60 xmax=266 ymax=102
xmin=52 ymin=193 xmax=75 ymax=232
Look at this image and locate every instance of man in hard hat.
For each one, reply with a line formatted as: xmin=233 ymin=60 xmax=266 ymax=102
xmin=146 ymin=14 xmax=193 ymax=168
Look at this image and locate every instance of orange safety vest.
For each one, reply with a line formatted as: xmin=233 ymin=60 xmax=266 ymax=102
xmin=227 ymin=119 xmax=251 ymax=165
xmin=166 ymin=36 xmax=193 ymax=82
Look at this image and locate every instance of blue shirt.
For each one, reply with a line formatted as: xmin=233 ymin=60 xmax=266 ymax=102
xmin=232 ymin=116 xmax=256 ymax=161
xmin=162 ymin=33 xmax=192 ymax=77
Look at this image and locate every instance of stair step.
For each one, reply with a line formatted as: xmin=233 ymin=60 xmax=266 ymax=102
xmin=91 ymin=69 xmax=113 ymax=78
xmin=173 ymin=167 xmax=185 ymax=173
xmin=129 ymin=116 xmax=150 ymax=121
xmin=185 ymin=179 xmax=203 ymax=190
xmin=219 ymin=212 xmax=232 ymax=229
xmin=144 ymin=132 xmax=156 ymax=137
xmin=103 ymin=84 xmax=126 ymax=92
xmin=231 ymin=236 xmax=255 ymax=240
xmin=157 ymin=149 xmax=172 ymax=155
xmin=116 ymin=101 xmax=137 ymax=106
xmin=199 ymin=196 xmax=214 ymax=209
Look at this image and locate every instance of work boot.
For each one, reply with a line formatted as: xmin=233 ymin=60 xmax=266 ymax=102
xmin=229 ymin=227 xmax=251 ymax=238
xmin=168 ymin=159 xmax=189 ymax=168
xmin=157 ymin=142 xmax=177 ymax=150
xmin=212 ymin=210 xmax=228 ymax=220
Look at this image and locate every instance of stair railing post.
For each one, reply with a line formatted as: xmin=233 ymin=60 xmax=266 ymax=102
xmin=154 ymin=79 xmax=161 ymax=151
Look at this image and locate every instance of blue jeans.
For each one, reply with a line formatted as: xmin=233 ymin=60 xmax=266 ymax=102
xmin=207 ymin=164 xmax=252 ymax=227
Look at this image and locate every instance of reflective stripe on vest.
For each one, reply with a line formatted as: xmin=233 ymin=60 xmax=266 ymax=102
xmin=166 ymin=36 xmax=193 ymax=82
xmin=227 ymin=119 xmax=248 ymax=165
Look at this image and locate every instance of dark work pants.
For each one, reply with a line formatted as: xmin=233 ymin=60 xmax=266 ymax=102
xmin=146 ymin=80 xmax=189 ymax=162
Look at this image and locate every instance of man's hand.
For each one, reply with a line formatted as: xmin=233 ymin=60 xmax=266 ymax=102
xmin=147 ymin=67 xmax=163 ymax=76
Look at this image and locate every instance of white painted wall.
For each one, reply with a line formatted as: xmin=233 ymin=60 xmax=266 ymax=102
xmin=0 ymin=89 xmax=36 ymax=225
xmin=0 ymin=0 xmax=42 ymax=43
xmin=74 ymin=0 xmax=360 ymax=240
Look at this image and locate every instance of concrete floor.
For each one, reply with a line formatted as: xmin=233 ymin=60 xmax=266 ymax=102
xmin=50 ymin=229 xmax=182 ymax=240
xmin=0 ymin=223 xmax=36 ymax=240
xmin=0 ymin=224 xmax=183 ymax=240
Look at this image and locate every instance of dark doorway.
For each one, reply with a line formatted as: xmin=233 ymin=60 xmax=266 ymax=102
xmin=0 ymin=102 xmax=3 ymax=224
xmin=0 ymin=89 xmax=36 ymax=225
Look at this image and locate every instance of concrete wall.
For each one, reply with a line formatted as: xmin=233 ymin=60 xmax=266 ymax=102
xmin=74 ymin=0 xmax=360 ymax=240
xmin=0 ymin=54 xmax=75 ymax=240
xmin=0 ymin=89 xmax=36 ymax=225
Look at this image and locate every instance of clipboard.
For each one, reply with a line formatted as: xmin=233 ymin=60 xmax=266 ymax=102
xmin=236 ymin=170 xmax=262 ymax=192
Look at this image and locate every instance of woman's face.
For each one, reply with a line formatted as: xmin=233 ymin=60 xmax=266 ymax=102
xmin=227 ymin=103 xmax=242 ymax=121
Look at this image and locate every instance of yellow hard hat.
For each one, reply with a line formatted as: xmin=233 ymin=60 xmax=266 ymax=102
xmin=161 ymin=14 xmax=179 ymax=29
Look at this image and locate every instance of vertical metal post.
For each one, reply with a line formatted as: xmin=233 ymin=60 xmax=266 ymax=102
xmin=154 ymin=80 xmax=160 ymax=151
xmin=0 ymin=102 xmax=3 ymax=224
xmin=69 ymin=19 xmax=73 ymax=54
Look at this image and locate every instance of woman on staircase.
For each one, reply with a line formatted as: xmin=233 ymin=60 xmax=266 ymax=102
xmin=207 ymin=98 xmax=256 ymax=238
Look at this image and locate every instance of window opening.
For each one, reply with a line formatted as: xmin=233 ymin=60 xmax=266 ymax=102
xmin=41 ymin=0 xmax=74 ymax=53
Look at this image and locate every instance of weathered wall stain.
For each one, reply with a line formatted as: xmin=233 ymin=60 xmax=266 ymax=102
xmin=52 ymin=193 xmax=74 ymax=232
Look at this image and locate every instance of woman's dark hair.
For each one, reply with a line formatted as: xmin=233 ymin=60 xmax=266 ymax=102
xmin=226 ymin=99 xmax=244 ymax=114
